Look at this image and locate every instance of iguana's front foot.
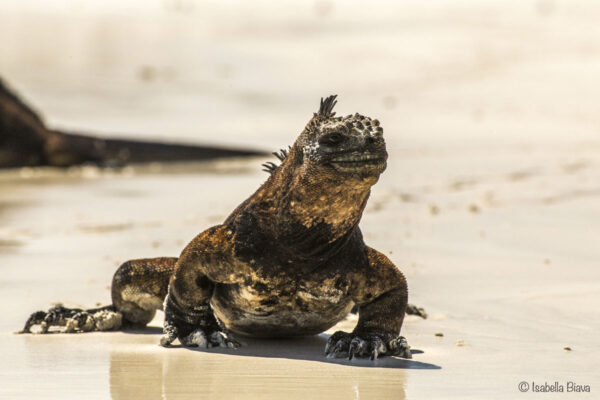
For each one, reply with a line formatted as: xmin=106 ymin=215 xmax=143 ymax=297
xmin=159 ymin=296 xmax=240 ymax=349
xmin=160 ymin=322 xmax=240 ymax=349
xmin=325 ymin=331 xmax=412 ymax=360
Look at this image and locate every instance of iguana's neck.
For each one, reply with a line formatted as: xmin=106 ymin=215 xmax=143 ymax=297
xmin=248 ymin=152 xmax=374 ymax=260
xmin=283 ymin=168 xmax=371 ymax=237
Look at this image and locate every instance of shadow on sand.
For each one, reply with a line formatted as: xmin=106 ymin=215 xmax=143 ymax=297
xmin=123 ymin=327 xmax=440 ymax=370
xmin=189 ymin=335 xmax=440 ymax=370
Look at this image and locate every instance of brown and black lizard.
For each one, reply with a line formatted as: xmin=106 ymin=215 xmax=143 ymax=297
xmin=20 ymin=95 xmax=426 ymax=360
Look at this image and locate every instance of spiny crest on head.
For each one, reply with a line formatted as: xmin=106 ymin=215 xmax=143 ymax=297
xmin=314 ymin=95 xmax=338 ymax=118
xmin=262 ymin=95 xmax=339 ymax=174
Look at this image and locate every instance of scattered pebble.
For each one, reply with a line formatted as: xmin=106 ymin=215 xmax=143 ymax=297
xmin=507 ymin=171 xmax=531 ymax=181
xmin=564 ymin=346 xmax=572 ymax=351
xmin=434 ymin=332 xmax=444 ymax=337
xmin=137 ymin=65 xmax=156 ymax=82
xmin=456 ymin=340 xmax=466 ymax=347
xmin=429 ymin=205 xmax=440 ymax=215
xmin=450 ymin=179 xmax=476 ymax=191
xmin=468 ymin=204 xmax=480 ymax=213
xmin=397 ymin=193 xmax=414 ymax=202
xmin=314 ymin=0 xmax=334 ymax=17
xmin=382 ymin=95 xmax=397 ymax=110
xmin=544 ymin=258 xmax=551 ymax=265
xmin=561 ymin=160 xmax=588 ymax=174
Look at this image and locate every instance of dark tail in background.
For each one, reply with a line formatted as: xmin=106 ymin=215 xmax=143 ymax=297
xmin=0 ymin=77 xmax=266 ymax=169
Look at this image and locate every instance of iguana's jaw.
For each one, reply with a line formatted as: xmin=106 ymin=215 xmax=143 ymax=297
xmin=328 ymin=150 xmax=387 ymax=175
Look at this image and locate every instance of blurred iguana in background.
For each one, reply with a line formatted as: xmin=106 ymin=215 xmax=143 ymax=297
xmin=0 ymin=78 xmax=264 ymax=168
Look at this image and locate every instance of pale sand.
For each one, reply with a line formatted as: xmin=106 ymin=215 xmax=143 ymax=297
xmin=1 ymin=0 xmax=600 ymax=399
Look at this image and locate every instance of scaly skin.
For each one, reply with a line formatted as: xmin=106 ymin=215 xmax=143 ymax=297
xmin=21 ymin=96 xmax=425 ymax=359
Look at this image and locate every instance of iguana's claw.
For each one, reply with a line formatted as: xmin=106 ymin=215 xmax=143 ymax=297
xmin=208 ymin=330 xmax=241 ymax=349
xmin=159 ymin=324 xmax=178 ymax=347
xmin=348 ymin=336 xmax=370 ymax=360
xmin=325 ymin=331 xmax=412 ymax=360
xmin=160 ymin=324 xmax=240 ymax=349
xmin=180 ymin=329 xmax=208 ymax=347
xmin=19 ymin=310 xmax=47 ymax=333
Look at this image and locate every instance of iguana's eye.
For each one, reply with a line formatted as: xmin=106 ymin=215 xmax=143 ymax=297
xmin=319 ymin=132 xmax=345 ymax=146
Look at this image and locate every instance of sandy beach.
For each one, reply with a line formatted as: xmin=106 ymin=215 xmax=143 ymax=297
xmin=1 ymin=0 xmax=599 ymax=399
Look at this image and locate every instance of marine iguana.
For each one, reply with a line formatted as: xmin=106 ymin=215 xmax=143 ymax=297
xmin=20 ymin=95 xmax=426 ymax=360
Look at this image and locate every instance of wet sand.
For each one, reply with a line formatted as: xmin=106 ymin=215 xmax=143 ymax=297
xmin=1 ymin=146 xmax=598 ymax=399
xmin=1 ymin=0 xmax=600 ymax=399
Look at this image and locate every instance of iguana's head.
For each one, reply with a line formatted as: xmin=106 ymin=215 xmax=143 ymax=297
xmin=255 ymin=95 xmax=387 ymax=244
xmin=264 ymin=95 xmax=388 ymax=186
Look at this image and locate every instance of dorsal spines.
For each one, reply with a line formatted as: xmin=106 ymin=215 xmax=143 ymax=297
xmin=272 ymin=147 xmax=289 ymax=161
xmin=314 ymin=95 xmax=338 ymax=118
xmin=262 ymin=146 xmax=292 ymax=174
xmin=261 ymin=161 xmax=278 ymax=173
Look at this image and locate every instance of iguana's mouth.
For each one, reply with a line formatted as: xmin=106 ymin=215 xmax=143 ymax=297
xmin=329 ymin=153 xmax=387 ymax=173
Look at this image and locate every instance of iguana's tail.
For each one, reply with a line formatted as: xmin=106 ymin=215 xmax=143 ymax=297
xmin=0 ymin=77 xmax=266 ymax=169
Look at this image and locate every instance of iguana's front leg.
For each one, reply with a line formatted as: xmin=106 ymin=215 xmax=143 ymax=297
xmin=160 ymin=225 xmax=243 ymax=349
xmin=326 ymin=247 xmax=412 ymax=360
